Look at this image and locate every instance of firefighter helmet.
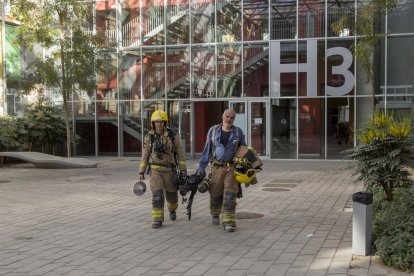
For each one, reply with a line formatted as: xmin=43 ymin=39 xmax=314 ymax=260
xmin=151 ymin=110 xmax=168 ymax=128
xmin=233 ymin=162 xmax=256 ymax=183
xmin=233 ymin=145 xmax=262 ymax=183
xmin=133 ymin=181 xmax=147 ymax=196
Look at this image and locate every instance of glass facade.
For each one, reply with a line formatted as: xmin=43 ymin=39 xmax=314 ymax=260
xmin=65 ymin=0 xmax=414 ymax=159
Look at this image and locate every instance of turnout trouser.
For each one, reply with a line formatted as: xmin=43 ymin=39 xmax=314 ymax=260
xmin=150 ymin=169 xmax=178 ymax=221
xmin=209 ymin=164 xmax=239 ymax=226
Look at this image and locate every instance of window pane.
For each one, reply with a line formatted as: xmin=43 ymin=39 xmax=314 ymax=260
xmin=121 ymin=101 xmax=142 ymax=155
xmin=327 ymin=97 xmax=353 ymax=159
xmin=121 ymin=2 xmax=140 ymax=47
xmin=271 ymin=98 xmax=297 ymax=159
xmin=298 ymin=40 xmax=324 ymax=97
xmin=388 ymin=1 xmax=414 ymax=34
xmin=298 ymin=98 xmax=325 ymax=159
xmin=120 ymin=51 xmax=141 ymax=100
xmin=191 ymin=0 xmax=215 ymax=43
xmin=244 ymin=43 xmax=269 ymax=97
xmin=142 ymin=48 xmax=165 ymax=99
xmin=327 ymin=0 xmax=355 ymax=37
xmin=243 ymin=0 xmax=268 ymax=41
xmin=167 ymin=0 xmax=190 ymax=44
xmin=386 ymin=36 xmax=414 ymax=97
xmin=217 ymin=0 xmax=242 ymax=42
xmin=271 ymin=0 xmax=297 ymax=40
xmin=326 ymin=39 xmax=354 ymax=96
xmin=192 ymin=46 xmax=216 ymax=98
xmin=298 ymin=0 xmax=325 ymax=38
xmin=217 ymin=44 xmax=242 ymax=97
xmin=166 ymin=47 xmax=190 ymax=99
xmin=143 ymin=0 xmax=165 ymax=46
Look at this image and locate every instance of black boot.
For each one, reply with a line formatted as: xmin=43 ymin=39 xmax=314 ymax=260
xmin=223 ymin=224 xmax=236 ymax=232
xmin=212 ymin=215 xmax=220 ymax=225
xmin=170 ymin=211 xmax=176 ymax=221
xmin=152 ymin=221 xmax=162 ymax=229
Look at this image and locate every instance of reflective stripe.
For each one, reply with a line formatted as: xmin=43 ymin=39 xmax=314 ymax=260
xmin=179 ymin=160 xmax=186 ymax=164
xmin=212 ymin=161 xmax=233 ymax=167
xmin=167 ymin=202 xmax=178 ymax=211
xmin=152 ymin=208 xmax=164 ymax=220
xmin=222 ymin=213 xmax=236 ymax=224
xmin=210 ymin=207 xmax=221 ymax=216
xmin=150 ymin=165 xmax=169 ymax=169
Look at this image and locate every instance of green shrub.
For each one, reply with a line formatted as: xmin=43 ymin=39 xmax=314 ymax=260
xmin=346 ymin=112 xmax=414 ymax=202
xmin=0 ymin=115 xmax=28 ymax=151
xmin=371 ymin=186 xmax=414 ymax=272
xmin=22 ymin=98 xmax=66 ymax=151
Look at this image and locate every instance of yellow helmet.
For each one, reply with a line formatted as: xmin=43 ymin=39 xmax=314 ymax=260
xmin=234 ymin=163 xmax=255 ymax=183
xmin=151 ymin=110 xmax=168 ymax=127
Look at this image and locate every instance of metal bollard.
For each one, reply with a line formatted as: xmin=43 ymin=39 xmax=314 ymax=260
xmin=352 ymin=191 xmax=373 ymax=256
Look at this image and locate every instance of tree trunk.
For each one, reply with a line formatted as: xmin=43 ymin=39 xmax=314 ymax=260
xmin=60 ymin=14 xmax=72 ymax=157
xmin=381 ymin=182 xmax=393 ymax=202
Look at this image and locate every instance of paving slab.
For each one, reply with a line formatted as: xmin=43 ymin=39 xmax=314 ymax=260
xmin=0 ymin=158 xmax=412 ymax=275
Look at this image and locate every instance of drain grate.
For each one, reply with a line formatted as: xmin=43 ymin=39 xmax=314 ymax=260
xmin=262 ymin=188 xmax=291 ymax=192
xmin=235 ymin=212 xmax=264 ymax=219
xmin=0 ymin=180 xmax=11 ymax=183
xmin=66 ymin=176 xmax=99 ymax=182
xmin=263 ymin=183 xmax=297 ymax=188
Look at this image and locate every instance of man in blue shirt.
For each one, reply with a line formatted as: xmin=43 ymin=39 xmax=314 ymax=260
xmin=197 ymin=109 xmax=246 ymax=232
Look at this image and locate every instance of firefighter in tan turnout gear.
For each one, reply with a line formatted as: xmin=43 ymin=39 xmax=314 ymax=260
xmin=139 ymin=110 xmax=187 ymax=229
xmin=197 ymin=109 xmax=248 ymax=232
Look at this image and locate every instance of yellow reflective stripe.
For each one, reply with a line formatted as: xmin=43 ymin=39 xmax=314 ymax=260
xmin=140 ymin=163 xmax=147 ymax=168
xmin=150 ymin=165 xmax=165 ymax=169
xmin=152 ymin=209 xmax=164 ymax=220
xmin=222 ymin=213 xmax=236 ymax=223
xmin=210 ymin=207 xmax=221 ymax=215
xmin=167 ymin=202 xmax=178 ymax=211
xmin=179 ymin=160 xmax=186 ymax=164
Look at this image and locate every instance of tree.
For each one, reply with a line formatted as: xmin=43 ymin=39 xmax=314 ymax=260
xmin=10 ymin=0 xmax=111 ymax=157
xmin=331 ymin=0 xmax=397 ymax=110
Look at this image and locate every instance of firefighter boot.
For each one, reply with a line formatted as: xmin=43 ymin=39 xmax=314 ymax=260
xmin=212 ymin=215 xmax=220 ymax=225
xmin=170 ymin=211 xmax=176 ymax=221
xmin=223 ymin=224 xmax=236 ymax=232
xmin=152 ymin=221 xmax=162 ymax=229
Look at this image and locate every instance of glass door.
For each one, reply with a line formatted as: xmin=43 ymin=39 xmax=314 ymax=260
xmin=230 ymin=100 xmax=269 ymax=158
xmin=229 ymin=101 xmax=247 ymax=136
xmin=249 ymin=101 xmax=268 ymax=158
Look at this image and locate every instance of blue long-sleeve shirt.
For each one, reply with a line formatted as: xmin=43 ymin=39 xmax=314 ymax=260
xmin=198 ymin=124 xmax=246 ymax=172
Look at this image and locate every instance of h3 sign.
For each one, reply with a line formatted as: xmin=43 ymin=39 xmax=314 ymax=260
xmin=270 ymin=40 xmax=354 ymax=97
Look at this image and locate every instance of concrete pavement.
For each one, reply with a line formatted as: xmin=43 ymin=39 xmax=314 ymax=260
xmin=0 ymin=158 xmax=409 ymax=275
